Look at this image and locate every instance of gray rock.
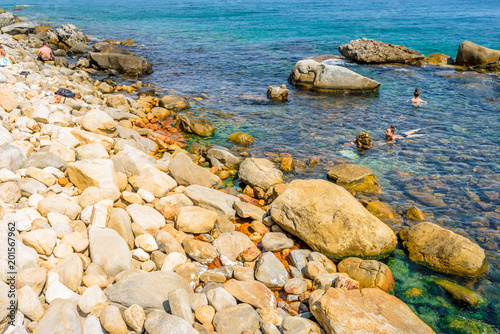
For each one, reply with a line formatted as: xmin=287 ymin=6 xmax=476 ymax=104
xmin=307 ymin=252 xmax=337 ymax=273
xmin=234 ymin=201 xmax=266 ymax=221
xmin=38 ymin=194 xmax=81 ymax=219
xmin=288 ymin=249 xmax=311 ymax=277
xmin=169 ymin=153 xmax=222 ymax=189
xmin=126 ymin=204 xmax=166 ymax=231
xmin=89 ymin=226 xmax=132 ymax=277
xmin=155 ymin=231 xmax=185 ymax=255
xmin=90 ymin=52 xmax=153 ymax=75
xmin=206 ymin=287 xmax=237 ymax=311
xmin=238 ymin=158 xmax=283 ymax=191
xmin=144 ymin=311 xmax=198 ymax=334
xmin=169 ymin=288 xmax=194 ymax=325
xmin=213 ymin=231 xmax=254 ymax=266
xmin=177 ymin=115 xmax=215 ymax=136
xmin=107 ymin=208 xmax=135 ymax=250
xmin=49 ymin=253 xmax=83 ymax=292
xmin=288 ymin=58 xmax=381 ymax=93
xmin=33 ymin=297 xmax=82 ymax=334
xmin=23 ymin=151 xmax=67 ymax=171
xmin=76 ymin=143 xmax=109 ymax=160
xmin=105 ymin=270 xmax=192 ymax=311
xmin=183 ymin=184 xmax=239 ymax=220
xmin=0 ymin=126 xmax=13 ymax=146
xmin=111 ymin=144 xmax=156 ymax=178
xmin=1 ymin=21 xmax=35 ymax=35
xmin=255 ymin=252 xmax=289 ymax=288
xmin=0 ymin=145 xmax=26 ymax=171
xmin=157 ymin=193 xmax=194 ymax=208
xmin=206 ymin=147 xmax=240 ymax=170
xmin=261 ymin=232 xmax=294 ymax=252
xmin=132 ymin=166 xmax=177 ymax=198
xmin=213 ymin=303 xmax=261 ymax=334
xmin=338 ymin=38 xmax=424 ymax=64
xmin=17 ymin=178 xmax=47 ymax=195
xmin=0 ymin=12 xmax=16 ymax=29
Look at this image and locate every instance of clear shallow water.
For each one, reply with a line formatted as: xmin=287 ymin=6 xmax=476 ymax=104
xmin=4 ymin=0 xmax=500 ymax=332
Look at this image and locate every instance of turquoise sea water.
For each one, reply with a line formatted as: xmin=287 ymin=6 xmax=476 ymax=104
xmin=3 ymin=1 xmax=500 ymax=332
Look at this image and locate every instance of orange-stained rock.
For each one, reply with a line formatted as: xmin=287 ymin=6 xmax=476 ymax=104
xmin=237 ymin=246 xmax=261 ymax=262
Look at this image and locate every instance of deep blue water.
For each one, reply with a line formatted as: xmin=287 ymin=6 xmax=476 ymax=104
xmin=3 ymin=1 xmax=500 ymax=332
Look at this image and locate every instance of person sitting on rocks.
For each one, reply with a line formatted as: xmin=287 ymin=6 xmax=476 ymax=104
xmin=0 ymin=45 xmax=16 ymax=67
xmin=408 ymin=88 xmax=427 ymax=105
xmin=37 ymin=42 xmax=55 ymax=62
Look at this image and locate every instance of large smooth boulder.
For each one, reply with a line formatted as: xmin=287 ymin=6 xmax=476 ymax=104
xmin=177 ymin=115 xmax=215 ymax=136
xmin=1 ymin=21 xmax=35 ymax=35
xmin=67 ymin=158 xmax=120 ymax=201
xmin=400 ymin=222 xmax=488 ymax=277
xmin=337 ymin=257 xmax=394 ymax=292
xmin=288 ymin=58 xmax=381 ymax=93
xmin=183 ymin=184 xmax=239 ymax=220
xmin=159 ymin=94 xmax=189 ymax=110
xmin=455 ymin=41 xmax=500 ymax=66
xmin=206 ymin=147 xmax=240 ymax=170
xmin=238 ymin=158 xmax=283 ymax=191
xmin=310 ymin=288 xmax=435 ymax=334
xmin=81 ymin=109 xmax=117 ymax=136
xmin=90 ymin=52 xmax=153 ymax=75
xmin=105 ymin=270 xmax=192 ymax=311
xmin=338 ymin=38 xmax=424 ymax=64
xmin=169 ymin=153 xmax=222 ymax=189
xmin=270 ymin=179 xmax=397 ymax=259
xmin=89 ymin=226 xmax=132 ymax=277
xmin=326 ymin=164 xmax=380 ymax=193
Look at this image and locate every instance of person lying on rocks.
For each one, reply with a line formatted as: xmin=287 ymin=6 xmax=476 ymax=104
xmin=0 ymin=44 xmax=16 ymax=67
xmin=37 ymin=41 xmax=55 ymax=61
xmin=408 ymin=88 xmax=427 ymax=105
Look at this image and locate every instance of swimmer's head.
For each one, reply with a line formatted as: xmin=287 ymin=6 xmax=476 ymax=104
xmin=43 ymin=41 xmax=48 ymax=46
xmin=414 ymin=88 xmax=420 ymax=98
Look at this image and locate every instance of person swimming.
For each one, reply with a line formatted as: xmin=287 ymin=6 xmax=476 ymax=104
xmin=408 ymin=88 xmax=427 ymax=105
xmin=385 ymin=125 xmax=396 ymax=141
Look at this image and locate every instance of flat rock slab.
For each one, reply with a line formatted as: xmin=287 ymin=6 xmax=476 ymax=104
xmin=234 ymin=201 xmax=266 ymax=221
xmin=326 ymin=164 xmax=380 ymax=193
xmin=261 ymin=232 xmax=294 ymax=252
xmin=105 ymin=270 xmax=192 ymax=311
xmin=338 ymin=38 xmax=424 ymax=64
xmin=183 ymin=184 xmax=239 ymax=220
xmin=288 ymin=59 xmax=381 ymax=93
xmin=126 ymin=204 xmax=166 ymax=231
xmin=270 ymin=179 xmax=397 ymax=260
xmin=310 ymin=288 xmax=435 ymax=334
xmin=400 ymin=222 xmax=488 ymax=277
xmin=169 ymin=153 xmax=222 ymax=189
xmin=224 ymin=279 xmax=277 ymax=309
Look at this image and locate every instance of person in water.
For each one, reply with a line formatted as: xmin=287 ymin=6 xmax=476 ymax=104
xmin=385 ymin=125 xmax=396 ymax=141
xmin=408 ymin=88 xmax=427 ymax=105
xmin=37 ymin=42 xmax=55 ymax=61
xmin=0 ymin=45 xmax=16 ymax=66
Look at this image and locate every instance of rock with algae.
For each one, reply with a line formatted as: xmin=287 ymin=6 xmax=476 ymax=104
xmin=445 ymin=315 xmax=498 ymax=334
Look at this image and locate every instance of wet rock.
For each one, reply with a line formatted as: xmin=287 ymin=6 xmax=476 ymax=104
xmin=213 ymin=231 xmax=254 ymax=266
xmin=0 ymin=145 xmax=26 ymax=171
xmin=337 ymin=257 xmax=394 ymax=292
xmin=327 ymin=163 xmax=380 ymax=193
xmin=177 ymin=115 xmax=215 ymax=136
xmin=261 ymin=232 xmax=294 ymax=252
xmin=339 ymin=38 xmax=424 ymax=64
xmin=435 ymin=279 xmax=485 ymax=307
xmin=159 ymin=94 xmax=190 ymax=110
xmin=473 ymin=60 xmax=500 ymax=73
xmin=224 ymin=279 xmax=277 ymax=309
xmin=310 ymin=288 xmax=435 ymax=334
xmin=183 ymin=184 xmax=239 ymax=220
xmin=255 ymin=252 xmax=289 ymax=288
xmin=406 ymin=206 xmax=425 ymax=220
xmin=364 ymin=200 xmax=397 ymax=220
xmin=400 ymin=222 xmax=488 ymax=277
xmin=105 ymin=270 xmax=192 ymax=311
xmin=424 ymin=53 xmax=454 ymax=65
xmin=455 ymin=41 xmax=500 ymax=66
xmin=354 ymin=131 xmax=373 ymax=150
xmin=145 ymin=310 xmax=198 ymax=334
xmin=89 ymin=226 xmax=132 ymax=277
xmin=169 ymin=153 xmax=222 ymax=189
xmin=67 ymin=158 xmax=120 ymax=201
xmin=280 ymin=157 xmax=294 ymax=173
xmin=288 ymin=58 xmax=381 ymax=93
xmin=267 ymin=84 xmax=289 ymax=101
xmin=239 ymin=158 xmax=283 ymax=191
xmin=228 ymin=132 xmax=255 ymax=146
xmin=90 ymin=52 xmax=153 ymax=75
xmin=212 ymin=303 xmax=261 ymax=334
xmin=270 ymin=179 xmax=397 ymax=259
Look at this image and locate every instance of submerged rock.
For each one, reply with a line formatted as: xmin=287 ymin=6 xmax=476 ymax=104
xmin=434 ymin=279 xmax=485 ymax=307
xmin=400 ymin=222 xmax=488 ymax=277
xmin=424 ymin=53 xmax=455 ymax=65
xmin=288 ymin=58 xmax=380 ymax=93
xmin=177 ymin=115 xmax=215 ymax=136
xmin=339 ymin=38 xmax=424 ymax=64
xmin=270 ymin=179 xmax=397 ymax=259
xmin=327 ymin=164 xmax=380 ymax=193
xmin=228 ymin=132 xmax=255 ymax=146
xmin=455 ymin=41 xmax=500 ymax=66
xmin=267 ymin=84 xmax=289 ymax=101
xmin=310 ymin=288 xmax=435 ymax=334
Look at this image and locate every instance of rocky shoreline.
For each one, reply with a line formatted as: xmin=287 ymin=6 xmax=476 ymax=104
xmin=0 ymin=8 xmax=498 ymax=334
